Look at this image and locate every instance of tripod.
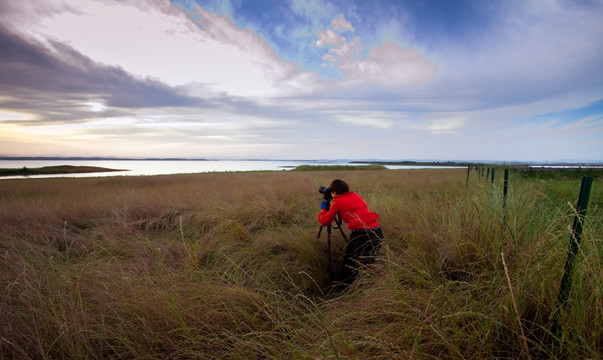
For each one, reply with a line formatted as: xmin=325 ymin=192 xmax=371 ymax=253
xmin=317 ymin=201 xmax=347 ymax=282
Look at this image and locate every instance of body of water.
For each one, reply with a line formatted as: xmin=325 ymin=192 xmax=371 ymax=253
xmin=0 ymin=159 xmax=461 ymax=179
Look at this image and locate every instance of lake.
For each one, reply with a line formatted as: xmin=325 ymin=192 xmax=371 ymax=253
xmin=0 ymin=159 xmax=461 ymax=179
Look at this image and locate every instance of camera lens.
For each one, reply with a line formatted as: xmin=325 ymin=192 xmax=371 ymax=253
xmin=318 ymin=185 xmax=332 ymax=201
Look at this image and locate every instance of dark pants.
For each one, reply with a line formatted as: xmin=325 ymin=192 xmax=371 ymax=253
xmin=337 ymin=227 xmax=383 ymax=286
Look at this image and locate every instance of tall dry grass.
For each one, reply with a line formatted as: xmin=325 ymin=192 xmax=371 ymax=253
xmin=0 ymin=169 xmax=600 ymax=359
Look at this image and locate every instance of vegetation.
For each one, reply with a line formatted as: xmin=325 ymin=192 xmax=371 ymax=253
xmin=293 ymin=164 xmax=387 ymax=171
xmin=513 ymin=167 xmax=603 ymax=180
xmin=351 ymin=160 xmax=472 ymax=167
xmin=0 ymin=165 xmax=126 ymax=177
xmin=0 ymin=169 xmax=601 ymax=359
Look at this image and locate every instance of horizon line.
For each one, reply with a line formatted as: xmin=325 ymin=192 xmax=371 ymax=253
xmin=1 ymin=156 xmax=602 ymax=165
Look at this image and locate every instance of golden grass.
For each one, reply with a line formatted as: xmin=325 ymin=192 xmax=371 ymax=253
xmin=0 ymin=169 xmax=601 ymax=359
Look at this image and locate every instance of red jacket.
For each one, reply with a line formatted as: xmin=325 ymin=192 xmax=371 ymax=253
xmin=318 ymin=192 xmax=380 ymax=231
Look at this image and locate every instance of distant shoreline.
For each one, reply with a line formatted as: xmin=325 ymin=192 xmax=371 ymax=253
xmin=0 ymin=165 xmax=128 ymax=177
xmin=352 ymin=160 xmax=470 ymax=167
xmin=0 ymin=157 xmax=211 ymax=161
xmin=352 ymin=160 xmax=603 ymax=167
xmin=1 ymin=157 xmax=599 ymax=166
xmin=1 ymin=159 xmax=601 ymax=180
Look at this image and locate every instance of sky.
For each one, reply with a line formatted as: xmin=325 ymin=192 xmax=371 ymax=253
xmin=0 ymin=0 xmax=602 ymax=162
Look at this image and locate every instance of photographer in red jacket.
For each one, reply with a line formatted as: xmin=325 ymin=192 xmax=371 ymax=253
xmin=318 ymin=179 xmax=383 ymax=287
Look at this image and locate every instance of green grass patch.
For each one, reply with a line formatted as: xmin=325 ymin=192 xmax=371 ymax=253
xmin=514 ymin=167 xmax=603 ymax=180
xmin=293 ymin=164 xmax=387 ymax=171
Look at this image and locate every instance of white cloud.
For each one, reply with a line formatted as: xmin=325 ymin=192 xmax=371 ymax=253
xmin=413 ymin=116 xmax=466 ymax=135
xmin=316 ymin=15 xmax=438 ymax=88
xmin=321 ymin=53 xmax=337 ymax=63
xmin=316 ymin=29 xmax=346 ymax=47
xmin=331 ymin=17 xmax=354 ymax=32
xmin=330 ymin=37 xmax=362 ymax=58
xmin=339 ymin=41 xmax=438 ymax=88
xmin=0 ymin=110 xmax=33 ymax=121
xmin=334 ymin=111 xmax=395 ymax=128
xmin=83 ymin=101 xmax=107 ymax=112
xmin=7 ymin=0 xmax=318 ymax=98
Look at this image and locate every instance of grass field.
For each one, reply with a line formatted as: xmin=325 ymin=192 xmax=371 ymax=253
xmin=0 ymin=168 xmax=601 ymax=359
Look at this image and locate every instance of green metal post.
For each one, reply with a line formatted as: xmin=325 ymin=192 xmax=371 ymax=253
xmin=491 ymin=168 xmax=495 ymax=184
xmin=551 ymin=176 xmax=593 ymax=342
xmin=466 ymin=165 xmax=470 ymax=186
xmin=503 ymin=169 xmax=509 ymax=207
xmin=502 ymin=169 xmax=509 ymax=233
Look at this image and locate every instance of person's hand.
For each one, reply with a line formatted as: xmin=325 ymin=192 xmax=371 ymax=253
xmin=320 ymin=201 xmax=329 ymax=210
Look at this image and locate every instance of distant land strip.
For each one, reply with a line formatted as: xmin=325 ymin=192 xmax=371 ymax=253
xmin=0 ymin=165 xmax=128 ymax=177
xmin=352 ymin=160 xmax=603 ymax=167
xmin=351 ymin=160 xmax=472 ymax=166
xmin=0 ymin=156 xmax=210 ymax=161
xmin=293 ymin=164 xmax=387 ymax=171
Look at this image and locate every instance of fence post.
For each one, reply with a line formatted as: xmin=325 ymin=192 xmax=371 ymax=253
xmin=466 ymin=165 xmax=470 ymax=187
xmin=503 ymin=169 xmax=509 ymax=208
xmin=491 ymin=168 xmax=496 ymax=185
xmin=501 ymin=169 xmax=509 ymax=233
xmin=551 ymin=176 xmax=593 ymax=344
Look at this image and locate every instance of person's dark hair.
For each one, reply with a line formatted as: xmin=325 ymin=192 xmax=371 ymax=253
xmin=329 ymin=179 xmax=349 ymax=195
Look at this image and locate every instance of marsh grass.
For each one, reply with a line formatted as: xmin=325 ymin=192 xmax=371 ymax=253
xmin=293 ymin=165 xmax=387 ymax=171
xmin=0 ymin=169 xmax=600 ymax=359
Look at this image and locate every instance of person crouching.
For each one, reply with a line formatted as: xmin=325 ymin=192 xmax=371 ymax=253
xmin=318 ymin=179 xmax=383 ymax=288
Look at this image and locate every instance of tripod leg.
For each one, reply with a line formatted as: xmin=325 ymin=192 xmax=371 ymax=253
xmin=318 ymin=225 xmax=334 ymax=282
xmin=327 ymin=225 xmax=334 ymax=282
xmin=335 ymin=215 xmax=347 ymax=242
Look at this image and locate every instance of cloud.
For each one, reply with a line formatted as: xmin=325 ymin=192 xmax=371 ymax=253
xmin=0 ymin=0 xmax=328 ymax=132
xmin=316 ymin=16 xmax=362 ymax=68
xmin=333 ymin=111 xmax=394 ymax=129
xmin=290 ymin=0 xmax=334 ymax=26
xmin=189 ymin=6 xmax=321 ymax=96
xmin=0 ymin=0 xmax=321 ymax=99
xmin=331 ymin=16 xmax=354 ymax=32
xmin=66 ymin=0 xmax=322 ymax=97
xmin=316 ymin=15 xmax=438 ymax=88
xmin=413 ymin=116 xmax=466 ymax=135
xmin=339 ymin=41 xmax=438 ymax=88
xmin=316 ymin=29 xmax=347 ymax=47
xmin=0 ymin=0 xmax=601 ymax=161
xmin=422 ymin=0 xmax=603 ymax=110
xmin=0 ymin=24 xmax=199 ymax=124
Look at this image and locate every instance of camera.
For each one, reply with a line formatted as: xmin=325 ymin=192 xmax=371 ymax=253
xmin=318 ymin=185 xmax=333 ymax=201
